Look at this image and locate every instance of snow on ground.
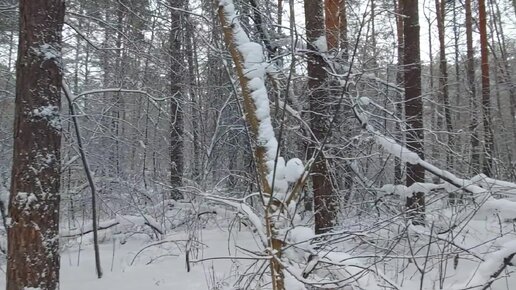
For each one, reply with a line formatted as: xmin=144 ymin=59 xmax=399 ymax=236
xmin=2 ymin=193 xmax=516 ymax=289
xmin=0 ymin=228 xmax=256 ymax=290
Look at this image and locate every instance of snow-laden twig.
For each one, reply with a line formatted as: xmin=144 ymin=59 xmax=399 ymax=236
xmin=70 ymin=87 xmax=169 ymax=118
xmin=130 ymin=239 xmax=205 ymax=266
xmin=61 ymin=214 xmax=164 ymax=238
xmin=202 ymin=194 xmax=267 ymax=246
xmin=470 ymin=174 xmax=516 ymax=197
xmin=72 ymin=87 xmax=168 ymax=102
xmin=453 ymin=241 xmax=516 ymax=290
xmin=376 ymin=182 xmax=445 ymax=198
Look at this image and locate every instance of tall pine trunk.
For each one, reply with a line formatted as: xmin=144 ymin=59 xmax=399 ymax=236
xmin=401 ymin=0 xmax=425 ymax=224
xmin=479 ymin=0 xmax=494 ymax=176
xmin=435 ymin=0 xmax=453 ymax=168
xmin=306 ymin=0 xmax=338 ymax=234
xmin=394 ymin=0 xmax=404 ymax=184
xmin=7 ymin=0 xmax=65 ymax=289
xmin=465 ymin=0 xmax=480 ymax=174
xmin=339 ymin=0 xmax=348 ymax=60
xmin=325 ymin=0 xmax=340 ymax=49
xmin=169 ymin=0 xmax=185 ymax=199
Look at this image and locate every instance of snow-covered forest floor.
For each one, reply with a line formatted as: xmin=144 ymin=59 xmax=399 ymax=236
xmin=0 ymin=208 xmax=254 ymax=290
xmin=2 ymin=191 xmax=515 ymax=290
xmin=58 ymin=228 xmax=245 ymax=290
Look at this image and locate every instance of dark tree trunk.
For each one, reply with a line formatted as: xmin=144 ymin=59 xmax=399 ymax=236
xmin=479 ymin=0 xmax=493 ymax=177
xmin=394 ymin=0 xmax=404 ymax=184
xmin=401 ymin=0 xmax=425 ymax=225
xmin=325 ymin=0 xmax=340 ymax=49
xmin=491 ymin=0 xmax=516 ymax=173
xmin=465 ymin=0 xmax=480 ymax=174
xmin=169 ymin=0 xmax=185 ymax=200
xmin=7 ymin=0 xmax=65 ymax=289
xmin=305 ymin=0 xmax=338 ymax=234
xmin=339 ymin=0 xmax=348 ymax=60
xmin=435 ymin=0 xmax=453 ymax=168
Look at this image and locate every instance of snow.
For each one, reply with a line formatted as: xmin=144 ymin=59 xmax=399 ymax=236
xmin=248 ymin=77 xmax=265 ymax=91
xmin=264 ymin=137 xmax=278 ymax=161
xmin=268 ymin=157 xmax=286 ymax=179
xmin=252 ymin=89 xmax=271 ymax=119
xmin=238 ymin=42 xmax=263 ymax=64
xmin=358 ymin=96 xmax=371 ymax=106
xmin=202 ymin=194 xmax=267 ymax=245
xmin=61 ymin=215 xmax=163 ymax=239
xmin=31 ymin=43 xmax=61 ymax=64
xmin=456 ymin=240 xmax=516 ymax=289
xmin=32 ymin=105 xmax=61 ymax=129
xmin=301 ymin=254 xmax=319 ymax=278
xmin=33 ymin=105 xmax=58 ymax=117
xmin=285 ymin=158 xmax=304 ymax=183
xmin=15 ymin=191 xmax=38 ymax=210
xmin=375 ymin=135 xmax=420 ymax=164
xmin=313 ymin=35 xmax=328 ymax=52
xmin=288 ymin=226 xmax=314 ymax=246
xmin=379 ymin=182 xmax=443 ymax=198
xmin=419 ymin=160 xmax=487 ymax=195
xmin=470 ymin=174 xmax=516 ymax=197
xmin=243 ymin=63 xmax=267 ymax=79
xmin=379 ymin=184 xmax=411 ymax=197
xmin=272 ymin=178 xmax=289 ymax=194
xmin=1 ymin=196 xmax=515 ymax=290
xmin=284 ymin=272 xmax=307 ymax=290
xmin=52 ymin=229 xmax=256 ymax=290
xmin=475 ymin=197 xmax=516 ymax=221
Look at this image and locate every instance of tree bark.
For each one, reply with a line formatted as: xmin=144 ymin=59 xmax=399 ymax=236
xmin=490 ymin=0 xmax=516 ymax=176
xmin=339 ymin=0 xmax=348 ymax=60
xmin=306 ymin=0 xmax=338 ymax=234
xmin=465 ymin=0 xmax=480 ymax=174
xmin=479 ymin=0 xmax=494 ymax=177
xmin=435 ymin=0 xmax=453 ymax=168
xmin=325 ymin=0 xmax=340 ymax=49
xmin=7 ymin=0 xmax=65 ymax=289
xmin=394 ymin=0 xmax=404 ymax=184
xmin=169 ymin=0 xmax=185 ymax=200
xmin=401 ymin=0 xmax=425 ymax=224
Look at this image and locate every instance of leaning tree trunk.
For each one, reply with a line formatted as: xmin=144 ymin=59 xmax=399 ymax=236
xmin=401 ymin=0 xmax=425 ymax=225
xmin=7 ymin=0 xmax=65 ymax=289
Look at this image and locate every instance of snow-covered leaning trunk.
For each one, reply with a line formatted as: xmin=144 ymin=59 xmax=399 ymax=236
xmin=354 ymin=94 xmax=516 ymax=220
xmin=216 ymin=1 xmax=305 ymax=289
